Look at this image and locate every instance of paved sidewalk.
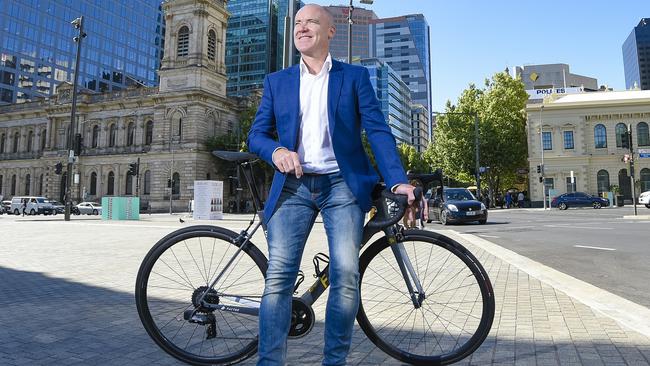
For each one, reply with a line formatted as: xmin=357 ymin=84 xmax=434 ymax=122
xmin=0 ymin=213 xmax=649 ymax=365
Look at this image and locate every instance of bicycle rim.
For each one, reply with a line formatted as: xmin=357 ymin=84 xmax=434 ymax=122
xmin=357 ymin=230 xmax=494 ymax=365
xmin=135 ymin=228 xmax=267 ymax=365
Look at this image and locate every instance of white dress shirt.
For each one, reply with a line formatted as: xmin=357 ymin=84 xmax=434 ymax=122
xmin=296 ymin=54 xmax=339 ymax=174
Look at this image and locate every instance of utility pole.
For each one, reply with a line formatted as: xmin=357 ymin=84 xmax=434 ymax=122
xmin=65 ymin=16 xmax=86 ymax=221
xmin=474 ymin=113 xmax=481 ymax=200
xmin=627 ymin=123 xmax=637 ymax=216
xmin=540 ymin=105 xmax=546 ymax=210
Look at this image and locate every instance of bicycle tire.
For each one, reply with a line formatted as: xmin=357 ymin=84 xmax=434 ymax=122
xmin=135 ymin=226 xmax=268 ymax=365
xmin=356 ymin=229 xmax=494 ymax=365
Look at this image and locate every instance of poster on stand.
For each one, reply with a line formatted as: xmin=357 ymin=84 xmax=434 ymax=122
xmin=193 ymin=181 xmax=223 ymax=220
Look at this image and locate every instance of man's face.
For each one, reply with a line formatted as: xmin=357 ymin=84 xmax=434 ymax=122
xmin=294 ymin=5 xmax=334 ymax=57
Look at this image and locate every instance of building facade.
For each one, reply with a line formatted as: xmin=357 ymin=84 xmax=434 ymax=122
xmin=411 ymin=104 xmax=429 ymax=153
xmin=0 ymin=0 xmax=164 ymax=105
xmin=623 ymin=18 xmax=650 ymax=91
xmin=526 ymin=91 xmax=650 ymax=205
xmin=0 ymin=0 xmax=251 ymax=212
xmin=515 ymin=63 xmax=598 ymax=91
xmin=324 ymin=5 xmax=377 ymax=63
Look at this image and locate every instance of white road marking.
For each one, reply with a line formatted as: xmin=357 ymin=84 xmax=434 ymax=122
xmin=544 ymin=224 xmax=613 ymax=230
xmin=478 ymin=234 xmax=500 ymax=238
xmin=573 ymin=245 xmax=616 ymax=251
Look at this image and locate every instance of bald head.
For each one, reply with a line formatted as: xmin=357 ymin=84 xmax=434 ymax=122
xmin=294 ymin=3 xmax=336 ymax=60
xmin=297 ymin=4 xmax=335 ymax=29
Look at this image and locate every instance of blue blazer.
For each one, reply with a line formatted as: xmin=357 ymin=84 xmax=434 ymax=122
xmin=247 ymin=59 xmax=407 ymax=223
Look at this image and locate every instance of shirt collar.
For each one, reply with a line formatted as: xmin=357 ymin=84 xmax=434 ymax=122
xmin=299 ymin=53 xmax=333 ymax=77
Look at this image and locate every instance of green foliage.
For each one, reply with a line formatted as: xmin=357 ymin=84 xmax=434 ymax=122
xmin=397 ymin=143 xmax=428 ymax=173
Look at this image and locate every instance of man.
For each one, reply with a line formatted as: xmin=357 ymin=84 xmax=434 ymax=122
xmin=247 ymin=4 xmax=421 ymax=365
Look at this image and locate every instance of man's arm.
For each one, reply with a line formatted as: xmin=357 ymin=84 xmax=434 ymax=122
xmin=247 ymin=76 xmax=282 ymax=166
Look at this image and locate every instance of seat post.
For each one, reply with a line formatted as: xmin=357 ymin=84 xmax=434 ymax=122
xmin=239 ymin=163 xmax=264 ymax=213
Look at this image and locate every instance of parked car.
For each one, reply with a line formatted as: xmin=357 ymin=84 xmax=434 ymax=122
xmin=9 ymin=196 xmax=50 ymax=215
xmin=76 ymin=202 xmax=102 ymax=215
xmin=1 ymin=200 xmax=11 ymax=214
xmin=43 ymin=200 xmax=65 ymax=215
xmin=551 ymin=192 xmax=609 ymax=210
xmin=427 ymin=187 xmax=487 ymax=225
xmin=639 ymin=190 xmax=650 ymax=209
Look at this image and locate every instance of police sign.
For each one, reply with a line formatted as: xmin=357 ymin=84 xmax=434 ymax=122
xmin=526 ymin=87 xmax=583 ymax=99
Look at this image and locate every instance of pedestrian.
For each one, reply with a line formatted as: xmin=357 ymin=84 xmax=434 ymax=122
xmin=518 ymin=191 xmax=525 ymax=208
xmin=21 ymin=199 xmax=27 ymax=216
xmin=505 ymin=191 xmax=512 ymax=209
xmin=247 ymin=4 xmax=422 ymax=365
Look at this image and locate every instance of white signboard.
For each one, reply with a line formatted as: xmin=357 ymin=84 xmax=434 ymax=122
xmin=526 ymin=87 xmax=583 ymax=99
xmin=639 ymin=148 xmax=650 ymax=159
xmin=193 ymin=180 xmax=223 ymax=220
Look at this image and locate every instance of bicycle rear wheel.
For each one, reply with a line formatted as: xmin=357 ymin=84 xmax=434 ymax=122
xmin=135 ymin=226 xmax=267 ymax=365
xmin=356 ymin=230 xmax=494 ymax=365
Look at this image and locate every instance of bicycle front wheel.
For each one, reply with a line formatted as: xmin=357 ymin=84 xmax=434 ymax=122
xmin=135 ymin=226 xmax=268 ymax=365
xmin=357 ymin=230 xmax=494 ymax=365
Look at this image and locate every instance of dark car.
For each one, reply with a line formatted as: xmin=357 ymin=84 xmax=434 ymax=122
xmin=44 ymin=200 xmax=65 ymax=215
xmin=427 ymin=187 xmax=487 ymax=225
xmin=551 ymin=192 xmax=609 ymax=210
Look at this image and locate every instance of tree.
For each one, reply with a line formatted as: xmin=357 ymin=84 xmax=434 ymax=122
xmin=428 ymin=71 xmax=528 ymax=200
xmin=397 ymin=143 xmax=428 ymax=173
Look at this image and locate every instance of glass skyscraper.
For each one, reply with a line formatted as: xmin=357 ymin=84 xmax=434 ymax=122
xmin=0 ymin=0 xmax=164 ymax=105
xmin=623 ymin=18 xmax=650 ymax=90
xmin=324 ymin=6 xmax=377 ymax=63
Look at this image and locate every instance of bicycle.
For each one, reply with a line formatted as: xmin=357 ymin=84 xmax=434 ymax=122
xmin=135 ymin=151 xmax=495 ymax=366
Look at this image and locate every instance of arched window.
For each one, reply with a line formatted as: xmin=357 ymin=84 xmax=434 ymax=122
xmin=127 ymin=122 xmax=135 ymax=146
xmin=171 ymin=112 xmax=182 ymax=139
xmin=0 ymin=133 xmax=5 ymax=153
xmin=143 ymin=170 xmax=151 ymax=195
xmin=26 ymin=131 xmax=33 ymax=152
xmin=92 ymin=125 xmax=99 ymax=148
xmin=24 ymin=174 xmax=31 ymax=195
xmin=40 ymin=130 xmax=46 ymax=150
xmin=38 ymin=174 xmax=43 ymax=195
xmin=594 ymin=124 xmax=607 ymax=148
xmin=90 ymin=172 xmax=97 ymax=195
xmin=13 ymin=132 xmax=19 ymax=153
xmin=641 ymin=168 xmax=650 ymax=192
xmin=172 ymin=172 xmax=180 ymax=195
xmin=177 ymin=26 xmax=189 ymax=57
xmin=0 ymin=175 xmax=3 ymax=195
xmin=145 ymin=120 xmax=154 ymax=145
xmin=637 ymin=122 xmax=649 ymax=147
xmin=109 ymin=123 xmax=117 ymax=147
xmin=125 ymin=172 xmax=133 ymax=195
xmin=11 ymin=174 xmax=16 ymax=195
xmin=207 ymin=29 xmax=216 ymax=61
xmin=107 ymin=171 xmax=115 ymax=195
xmin=615 ymin=123 xmax=627 ymax=148
xmin=618 ymin=169 xmax=631 ymax=200
xmin=596 ymin=170 xmax=609 ymax=194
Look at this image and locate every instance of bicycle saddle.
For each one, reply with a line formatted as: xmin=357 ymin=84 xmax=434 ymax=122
xmin=212 ymin=150 xmax=258 ymax=163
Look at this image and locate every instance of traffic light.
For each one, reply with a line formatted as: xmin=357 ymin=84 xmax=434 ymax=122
xmin=73 ymin=133 xmax=83 ymax=156
xmin=128 ymin=162 xmax=139 ymax=176
xmin=621 ymin=131 xmax=630 ymax=149
xmin=539 ymin=176 xmax=544 ymax=183
xmin=167 ymin=178 xmax=172 ymax=188
xmin=536 ymin=165 xmax=541 ymax=174
xmin=54 ymin=162 xmax=63 ymax=175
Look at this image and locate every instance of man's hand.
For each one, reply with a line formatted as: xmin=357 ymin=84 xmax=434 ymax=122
xmin=394 ymin=183 xmax=429 ymax=228
xmin=272 ymin=148 xmax=303 ymax=178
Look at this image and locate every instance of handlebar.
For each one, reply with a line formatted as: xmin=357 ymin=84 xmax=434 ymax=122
xmin=366 ymin=187 xmax=423 ymax=229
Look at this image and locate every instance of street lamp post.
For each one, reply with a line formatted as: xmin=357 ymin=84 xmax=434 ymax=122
xmin=347 ymin=0 xmax=374 ymax=64
xmin=65 ymin=16 xmax=86 ymax=221
xmin=539 ymin=105 xmax=546 ymax=210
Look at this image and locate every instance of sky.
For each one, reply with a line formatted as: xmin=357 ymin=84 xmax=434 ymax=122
xmin=307 ymin=0 xmax=649 ymax=112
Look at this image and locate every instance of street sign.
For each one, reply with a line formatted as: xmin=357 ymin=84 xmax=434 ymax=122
xmin=639 ymin=148 xmax=650 ymax=158
xmin=516 ymin=168 xmax=529 ymax=175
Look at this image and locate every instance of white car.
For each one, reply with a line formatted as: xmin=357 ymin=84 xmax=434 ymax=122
xmin=639 ymin=190 xmax=650 ymax=209
xmin=76 ymin=202 xmax=102 ymax=215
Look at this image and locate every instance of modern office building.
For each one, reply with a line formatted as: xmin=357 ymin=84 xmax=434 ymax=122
xmin=225 ymin=0 xmax=301 ymax=96
xmin=0 ymin=0 xmax=164 ymax=105
xmin=369 ymin=14 xmax=432 ymax=121
xmin=526 ymin=91 xmax=650 ymax=205
xmin=623 ymin=18 xmax=650 ymax=90
xmin=411 ymin=104 xmax=429 ymax=153
xmin=515 ymin=63 xmax=598 ymax=91
xmin=324 ymin=5 xmax=377 ymax=63
xmin=357 ymin=58 xmax=413 ymax=147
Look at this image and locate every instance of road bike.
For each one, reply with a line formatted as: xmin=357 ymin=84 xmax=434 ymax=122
xmin=135 ymin=151 xmax=495 ymax=365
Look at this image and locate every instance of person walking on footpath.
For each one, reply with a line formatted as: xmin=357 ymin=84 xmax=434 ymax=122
xmin=247 ymin=4 xmax=423 ymax=365
xmin=505 ymin=191 xmax=512 ymax=209
xmin=21 ymin=199 xmax=27 ymax=216
xmin=518 ymin=191 xmax=525 ymax=208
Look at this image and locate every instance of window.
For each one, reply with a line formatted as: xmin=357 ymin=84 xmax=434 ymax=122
xmin=24 ymin=174 xmax=31 ymax=195
xmin=125 ymin=173 xmax=133 ymax=195
xmin=641 ymin=168 xmax=650 ymax=192
xmin=40 ymin=131 xmax=46 ymax=150
xmin=172 ymin=172 xmax=180 ymax=195
xmin=0 ymin=133 xmax=5 ymax=153
xmin=563 ymin=131 xmax=574 ymax=150
xmin=543 ymin=177 xmax=554 ymax=196
xmin=542 ymin=131 xmax=552 ymax=150
xmin=177 ymin=26 xmax=189 ymax=57
xmin=208 ymin=30 xmax=216 ymax=61
xmin=26 ymin=131 xmax=33 ymax=152
xmin=145 ymin=120 xmax=153 ymax=145
xmin=615 ymin=123 xmax=627 ymax=147
xmin=13 ymin=132 xmax=19 ymax=153
xmin=172 ymin=112 xmax=182 ymax=139
xmin=565 ymin=176 xmax=577 ymax=193
xmin=38 ymin=174 xmax=43 ymax=195
xmin=638 ymin=122 xmax=649 ymax=146
xmin=597 ymin=170 xmax=610 ymax=194
xmin=107 ymin=171 xmax=115 ymax=195
xmin=109 ymin=123 xmax=117 ymax=147
xmin=92 ymin=125 xmax=99 ymax=148
xmin=90 ymin=172 xmax=97 ymax=195
xmin=127 ymin=122 xmax=135 ymax=146
xmin=143 ymin=170 xmax=151 ymax=195
xmin=11 ymin=175 xmax=16 ymax=195
xmin=594 ymin=124 xmax=607 ymax=148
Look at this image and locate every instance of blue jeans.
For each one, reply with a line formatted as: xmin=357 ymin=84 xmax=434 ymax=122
xmin=257 ymin=172 xmax=365 ymax=366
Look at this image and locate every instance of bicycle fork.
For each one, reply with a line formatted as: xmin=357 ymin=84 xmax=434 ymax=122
xmin=387 ymin=230 xmax=426 ymax=308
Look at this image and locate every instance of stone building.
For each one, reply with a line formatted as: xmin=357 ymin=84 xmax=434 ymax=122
xmin=0 ymin=0 xmax=250 ymax=212
xmin=526 ymin=90 xmax=650 ymax=205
